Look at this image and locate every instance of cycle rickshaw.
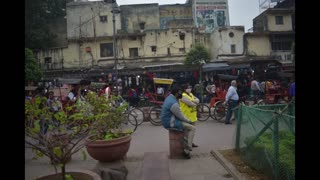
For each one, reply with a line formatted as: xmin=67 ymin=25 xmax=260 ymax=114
xmin=145 ymin=78 xmax=174 ymax=125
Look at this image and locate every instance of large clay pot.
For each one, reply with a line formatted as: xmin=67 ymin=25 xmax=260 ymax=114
xmin=36 ymin=169 xmax=101 ymax=180
xmin=85 ymin=134 xmax=131 ymax=162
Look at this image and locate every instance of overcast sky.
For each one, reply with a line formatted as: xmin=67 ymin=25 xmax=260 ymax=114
xmin=89 ymin=0 xmax=261 ymax=32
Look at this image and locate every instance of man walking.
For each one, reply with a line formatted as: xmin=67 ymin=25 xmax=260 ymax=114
xmin=224 ymin=80 xmax=239 ymax=124
xmin=160 ymin=86 xmax=196 ymax=159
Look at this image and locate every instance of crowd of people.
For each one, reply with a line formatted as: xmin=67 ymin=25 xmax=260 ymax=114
xmin=25 ymin=72 xmax=295 ymax=159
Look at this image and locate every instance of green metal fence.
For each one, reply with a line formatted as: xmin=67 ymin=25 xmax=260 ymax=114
xmin=234 ymin=101 xmax=295 ymax=180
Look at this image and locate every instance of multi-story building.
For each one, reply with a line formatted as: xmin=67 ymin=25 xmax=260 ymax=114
xmin=245 ymin=0 xmax=295 ymax=64
xmin=35 ymin=0 xmax=214 ymax=80
xmin=212 ymin=0 xmax=295 ymax=78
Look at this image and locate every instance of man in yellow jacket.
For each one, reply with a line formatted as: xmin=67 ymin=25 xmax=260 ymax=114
xmin=179 ymin=84 xmax=200 ymax=148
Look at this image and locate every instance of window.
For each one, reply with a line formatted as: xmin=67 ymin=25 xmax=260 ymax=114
xmin=275 ymin=16 xmax=283 ymax=25
xmin=271 ymin=35 xmax=294 ymax=51
xmin=179 ymin=32 xmax=185 ymax=40
xmin=100 ymin=16 xmax=107 ymax=22
xmin=129 ymin=36 xmax=137 ymax=40
xmin=167 ymin=48 xmax=171 ymax=55
xmin=44 ymin=57 xmax=52 ymax=63
xmin=151 ymin=46 xmax=157 ymax=52
xmin=229 ymin=32 xmax=234 ymax=38
xmin=139 ymin=22 xmax=145 ymax=30
xmin=231 ymin=44 xmax=236 ymax=53
xmin=179 ymin=48 xmax=185 ymax=52
xmin=100 ymin=43 xmax=113 ymax=57
xmin=129 ymin=48 xmax=139 ymax=57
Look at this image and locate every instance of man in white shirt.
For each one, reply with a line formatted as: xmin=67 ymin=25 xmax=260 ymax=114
xmin=251 ymin=79 xmax=262 ymax=97
xmin=157 ymin=86 xmax=164 ymax=95
xmin=224 ymin=80 xmax=239 ymax=124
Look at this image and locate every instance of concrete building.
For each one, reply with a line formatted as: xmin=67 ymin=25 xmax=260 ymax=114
xmin=210 ymin=26 xmax=245 ymax=59
xmin=34 ymin=0 xmax=207 ymax=80
xmin=247 ymin=0 xmax=295 ymax=63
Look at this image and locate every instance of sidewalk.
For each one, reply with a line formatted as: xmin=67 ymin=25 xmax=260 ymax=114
xmin=25 ymin=120 xmax=237 ymax=180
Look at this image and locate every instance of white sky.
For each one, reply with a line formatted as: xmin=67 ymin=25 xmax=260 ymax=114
xmin=89 ymin=0 xmax=261 ymax=32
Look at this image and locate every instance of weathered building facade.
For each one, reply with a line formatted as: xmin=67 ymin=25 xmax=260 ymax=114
xmin=248 ymin=4 xmax=295 ymax=63
xmin=35 ymin=0 xmax=212 ymax=80
xmin=210 ymin=26 xmax=245 ymax=59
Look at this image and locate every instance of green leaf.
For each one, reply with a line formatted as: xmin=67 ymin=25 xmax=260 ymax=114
xmin=65 ymin=174 xmax=74 ymax=180
xmin=104 ymin=134 xmax=113 ymax=140
xmin=53 ymin=147 xmax=62 ymax=157
xmin=35 ymin=150 xmax=44 ymax=157
xmin=82 ymin=150 xmax=87 ymax=161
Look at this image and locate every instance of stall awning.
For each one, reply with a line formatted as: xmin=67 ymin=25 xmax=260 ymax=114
xmin=202 ymin=63 xmax=230 ymax=72
xmin=57 ymin=78 xmax=91 ymax=85
xmin=228 ymin=64 xmax=250 ymax=69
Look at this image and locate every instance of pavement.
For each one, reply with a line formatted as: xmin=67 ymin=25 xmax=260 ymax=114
xmin=25 ymin=118 xmax=238 ymax=180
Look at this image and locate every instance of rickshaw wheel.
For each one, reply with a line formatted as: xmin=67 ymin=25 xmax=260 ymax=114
xmin=149 ymin=106 xmax=162 ymax=126
xmin=213 ymin=101 xmax=227 ymax=123
xmin=197 ymin=103 xmax=210 ymax=121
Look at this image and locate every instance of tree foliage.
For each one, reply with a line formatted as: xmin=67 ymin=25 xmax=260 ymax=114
xmin=184 ymin=44 xmax=211 ymax=65
xmin=25 ymin=0 xmax=67 ymax=49
xmin=25 ymin=48 xmax=42 ymax=82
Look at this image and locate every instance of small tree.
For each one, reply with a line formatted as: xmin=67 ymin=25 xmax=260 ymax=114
xmin=25 ymin=97 xmax=92 ymax=180
xmin=25 ymin=48 xmax=42 ymax=83
xmin=184 ymin=44 xmax=211 ymax=65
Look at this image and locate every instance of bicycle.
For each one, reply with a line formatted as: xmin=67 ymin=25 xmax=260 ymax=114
xmin=212 ymin=94 xmax=266 ymax=123
xmin=113 ymin=97 xmax=139 ymax=132
xmin=122 ymin=107 xmax=138 ymax=132
xmin=148 ymin=104 xmax=162 ymax=126
xmin=128 ymin=106 xmax=144 ymax=126
xmin=196 ymin=103 xmax=211 ymax=121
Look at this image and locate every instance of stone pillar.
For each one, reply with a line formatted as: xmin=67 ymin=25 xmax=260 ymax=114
xmin=169 ymin=129 xmax=184 ymax=159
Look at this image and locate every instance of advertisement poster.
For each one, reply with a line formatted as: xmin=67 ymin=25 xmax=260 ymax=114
xmin=195 ymin=0 xmax=229 ymax=33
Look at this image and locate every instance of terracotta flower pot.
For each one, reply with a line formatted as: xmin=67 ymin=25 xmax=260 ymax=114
xmin=85 ymin=134 xmax=131 ymax=162
xmin=36 ymin=169 xmax=101 ymax=180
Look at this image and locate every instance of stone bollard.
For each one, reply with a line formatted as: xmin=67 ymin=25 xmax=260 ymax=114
xmin=168 ymin=128 xmax=184 ymax=159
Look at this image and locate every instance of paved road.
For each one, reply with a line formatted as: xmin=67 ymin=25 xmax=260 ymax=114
xmin=25 ymin=119 xmax=237 ymax=180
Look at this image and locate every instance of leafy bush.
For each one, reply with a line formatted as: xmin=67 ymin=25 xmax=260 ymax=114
xmin=243 ymin=131 xmax=295 ymax=179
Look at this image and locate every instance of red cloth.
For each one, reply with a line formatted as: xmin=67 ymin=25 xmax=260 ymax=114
xmin=193 ymin=71 xmax=198 ymax=79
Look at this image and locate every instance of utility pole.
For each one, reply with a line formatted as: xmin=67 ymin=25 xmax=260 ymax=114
xmin=111 ymin=0 xmax=120 ymax=92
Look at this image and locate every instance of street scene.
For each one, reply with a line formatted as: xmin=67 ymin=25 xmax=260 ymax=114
xmin=25 ymin=0 xmax=295 ymax=179
xmin=25 ymin=120 xmax=237 ymax=180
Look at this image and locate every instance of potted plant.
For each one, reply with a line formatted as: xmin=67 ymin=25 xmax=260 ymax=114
xmin=25 ymin=96 xmax=101 ymax=180
xmin=83 ymin=91 xmax=134 ymax=162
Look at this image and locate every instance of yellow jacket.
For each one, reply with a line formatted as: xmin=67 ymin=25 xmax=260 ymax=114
xmin=179 ymin=92 xmax=199 ymax=122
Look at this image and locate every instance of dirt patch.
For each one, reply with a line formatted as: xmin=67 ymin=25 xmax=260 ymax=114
xmin=219 ymin=149 xmax=272 ymax=180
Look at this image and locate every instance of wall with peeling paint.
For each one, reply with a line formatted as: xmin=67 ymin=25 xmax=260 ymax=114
xmin=159 ymin=4 xmax=193 ymax=29
xmin=267 ymin=14 xmax=293 ymax=31
xmin=117 ymin=29 xmax=193 ymax=58
xmin=246 ymin=35 xmax=271 ymax=56
xmin=120 ymin=4 xmax=160 ymax=33
xmin=210 ymin=26 xmax=245 ymax=59
xmin=67 ymin=1 xmax=121 ymax=39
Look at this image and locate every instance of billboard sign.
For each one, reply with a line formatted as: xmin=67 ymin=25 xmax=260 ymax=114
xmin=194 ymin=0 xmax=229 ymax=33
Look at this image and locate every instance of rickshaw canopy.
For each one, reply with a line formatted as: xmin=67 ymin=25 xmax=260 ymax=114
xmin=153 ymin=78 xmax=174 ymax=85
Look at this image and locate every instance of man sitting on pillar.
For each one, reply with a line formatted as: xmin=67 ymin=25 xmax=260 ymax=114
xmin=160 ymin=85 xmax=196 ymax=159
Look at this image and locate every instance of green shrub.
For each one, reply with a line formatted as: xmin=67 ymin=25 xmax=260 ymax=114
xmin=243 ymin=131 xmax=295 ymax=179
